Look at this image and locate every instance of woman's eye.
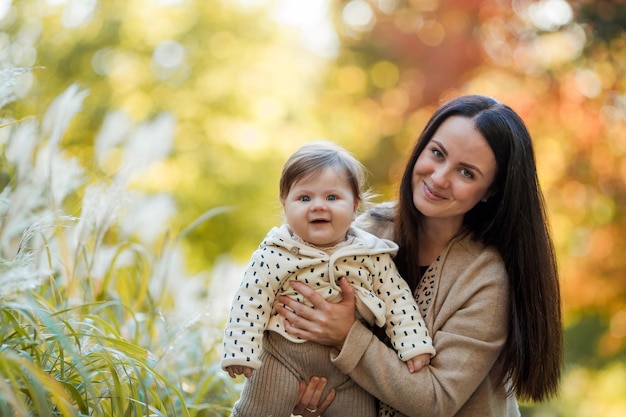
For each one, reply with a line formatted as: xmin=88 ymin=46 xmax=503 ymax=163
xmin=299 ymin=196 xmax=311 ymax=202
xmin=327 ymin=195 xmax=337 ymax=201
xmin=432 ymin=149 xmax=443 ymax=159
xmin=460 ymin=168 xmax=474 ymax=179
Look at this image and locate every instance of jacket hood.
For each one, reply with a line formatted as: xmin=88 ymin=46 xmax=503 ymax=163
xmin=265 ymin=224 xmax=398 ymax=258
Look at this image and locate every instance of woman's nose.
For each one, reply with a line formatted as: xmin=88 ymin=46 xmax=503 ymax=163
xmin=431 ymin=167 xmax=450 ymax=187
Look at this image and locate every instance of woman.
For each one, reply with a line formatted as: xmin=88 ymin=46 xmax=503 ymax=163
xmin=280 ymin=95 xmax=563 ymax=416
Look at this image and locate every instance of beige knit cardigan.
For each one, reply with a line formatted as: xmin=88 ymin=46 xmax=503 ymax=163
xmin=330 ymin=204 xmax=521 ymax=417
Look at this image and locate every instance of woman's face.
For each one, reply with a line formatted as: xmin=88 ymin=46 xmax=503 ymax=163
xmin=412 ymin=115 xmax=497 ymax=228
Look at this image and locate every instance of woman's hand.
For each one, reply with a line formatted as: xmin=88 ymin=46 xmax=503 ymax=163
xmin=292 ymin=376 xmax=336 ymax=417
xmin=276 ymin=277 xmax=356 ymax=350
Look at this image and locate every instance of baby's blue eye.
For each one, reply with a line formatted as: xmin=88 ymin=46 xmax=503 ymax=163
xmin=327 ymin=195 xmax=337 ymax=201
xmin=300 ymin=196 xmax=311 ymax=202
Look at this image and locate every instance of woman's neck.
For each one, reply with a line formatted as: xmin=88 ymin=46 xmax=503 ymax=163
xmin=418 ymin=218 xmax=463 ymax=266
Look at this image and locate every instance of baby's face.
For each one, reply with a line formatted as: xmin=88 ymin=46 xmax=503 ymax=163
xmin=282 ymin=167 xmax=358 ymax=247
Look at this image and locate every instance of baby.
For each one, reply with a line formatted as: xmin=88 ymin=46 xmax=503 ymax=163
xmin=221 ymin=141 xmax=435 ymax=417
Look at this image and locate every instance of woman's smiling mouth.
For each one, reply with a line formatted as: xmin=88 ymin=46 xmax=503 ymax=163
xmin=423 ymin=182 xmax=446 ymax=200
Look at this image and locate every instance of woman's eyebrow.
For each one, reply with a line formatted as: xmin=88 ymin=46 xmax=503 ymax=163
xmin=432 ymin=140 xmax=447 ymax=155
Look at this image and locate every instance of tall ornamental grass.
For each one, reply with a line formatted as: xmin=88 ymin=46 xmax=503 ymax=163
xmin=0 ymin=68 xmax=238 ymax=416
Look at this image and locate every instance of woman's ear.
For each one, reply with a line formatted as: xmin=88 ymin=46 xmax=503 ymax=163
xmin=482 ymin=187 xmax=497 ymax=202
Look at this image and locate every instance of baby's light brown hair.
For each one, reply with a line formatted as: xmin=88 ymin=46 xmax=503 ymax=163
xmin=279 ymin=141 xmax=370 ymax=207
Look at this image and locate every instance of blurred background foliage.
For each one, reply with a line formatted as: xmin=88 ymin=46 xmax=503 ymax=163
xmin=1 ymin=0 xmax=625 ymax=415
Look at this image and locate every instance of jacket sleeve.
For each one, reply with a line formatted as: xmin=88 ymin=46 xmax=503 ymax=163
xmin=220 ymin=248 xmax=278 ymax=371
xmin=374 ymin=255 xmax=435 ymax=361
xmin=331 ymin=255 xmax=509 ymax=417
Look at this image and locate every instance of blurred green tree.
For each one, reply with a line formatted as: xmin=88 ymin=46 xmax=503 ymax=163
xmin=3 ymin=0 xmax=339 ymax=273
xmin=2 ymin=0 xmax=626 ymax=414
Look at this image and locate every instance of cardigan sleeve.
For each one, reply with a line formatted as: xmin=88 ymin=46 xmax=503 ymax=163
xmin=331 ymin=251 xmax=509 ymax=417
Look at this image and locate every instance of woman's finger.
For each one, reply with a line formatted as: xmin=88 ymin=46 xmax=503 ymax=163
xmin=293 ymin=377 xmax=334 ymax=417
xmin=318 ymin=385 xmax=336 ymax=413
xmin=298 ymin=376 xmax=324 ymax=406
xmin=278 ymin=293 xmax=316 ymax=320
xmin=277 ymin=277 xmax=357 ymax=348
xmin=288 ymin=281 xmax=328 ymax=314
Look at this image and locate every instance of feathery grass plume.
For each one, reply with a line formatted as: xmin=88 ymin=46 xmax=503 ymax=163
xmin=147 ymin=206 xmax=232 ymax=311
xmin=0 ymin=183 xmax=48 ymax=249
xmin=42 ymin=83 xmax=89 ymax=149
xmin=0 ymin=86 xmax=86 ymax=252
xmin=0 ymin=186 xmax=9 ymax=218
xmin=34 ymin=147 xmax=85 ymax=207
xmin=121 ymin=112 xmax=176 ymax=178
xmin=0 ymin=67 xmax=38 ymax=109
xmin=94 ymin=111 xmax=177 ymax=180
xmin=74 ymin=179 xmax=133 ymax=249
xmin=94 ymin=110 xmax=134 ymax=171
xmin=0 ymin=211 xmax=76 ymax=298
xmin=121 ymin=193 xmax=177 ymax=245
xmin=3 ymin=118 xmax=40 ymax=181
xmin=0 ymin=252 xmax=52 ymax=298
xmin=0 ymin=67 xmax=240 ymax=415
xmin=38 ymin=84 xmax=89 ymax=208
xmin=14 ymin=210 xmax=70 ymax=256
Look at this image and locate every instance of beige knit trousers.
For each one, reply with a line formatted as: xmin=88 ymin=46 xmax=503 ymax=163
xmin=231 ymin=331 xmax=376 ymax=417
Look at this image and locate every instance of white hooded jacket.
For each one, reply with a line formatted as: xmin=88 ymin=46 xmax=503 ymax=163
xmin=221 ymin=224 xmax=435 ymax=371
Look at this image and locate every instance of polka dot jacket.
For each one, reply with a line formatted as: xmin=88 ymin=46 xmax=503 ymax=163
xmin=220 ymin=224 xmax=435 ymax=372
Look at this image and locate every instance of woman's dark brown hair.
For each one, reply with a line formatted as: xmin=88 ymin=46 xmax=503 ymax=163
xmin=394 ymin=95 xmax=562 ymax=402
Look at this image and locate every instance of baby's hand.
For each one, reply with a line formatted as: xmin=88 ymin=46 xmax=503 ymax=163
xmin=225 ymin=365 xmax=255 ymax=379
xmin=407 ymin=353 xmax=430 ymax=373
